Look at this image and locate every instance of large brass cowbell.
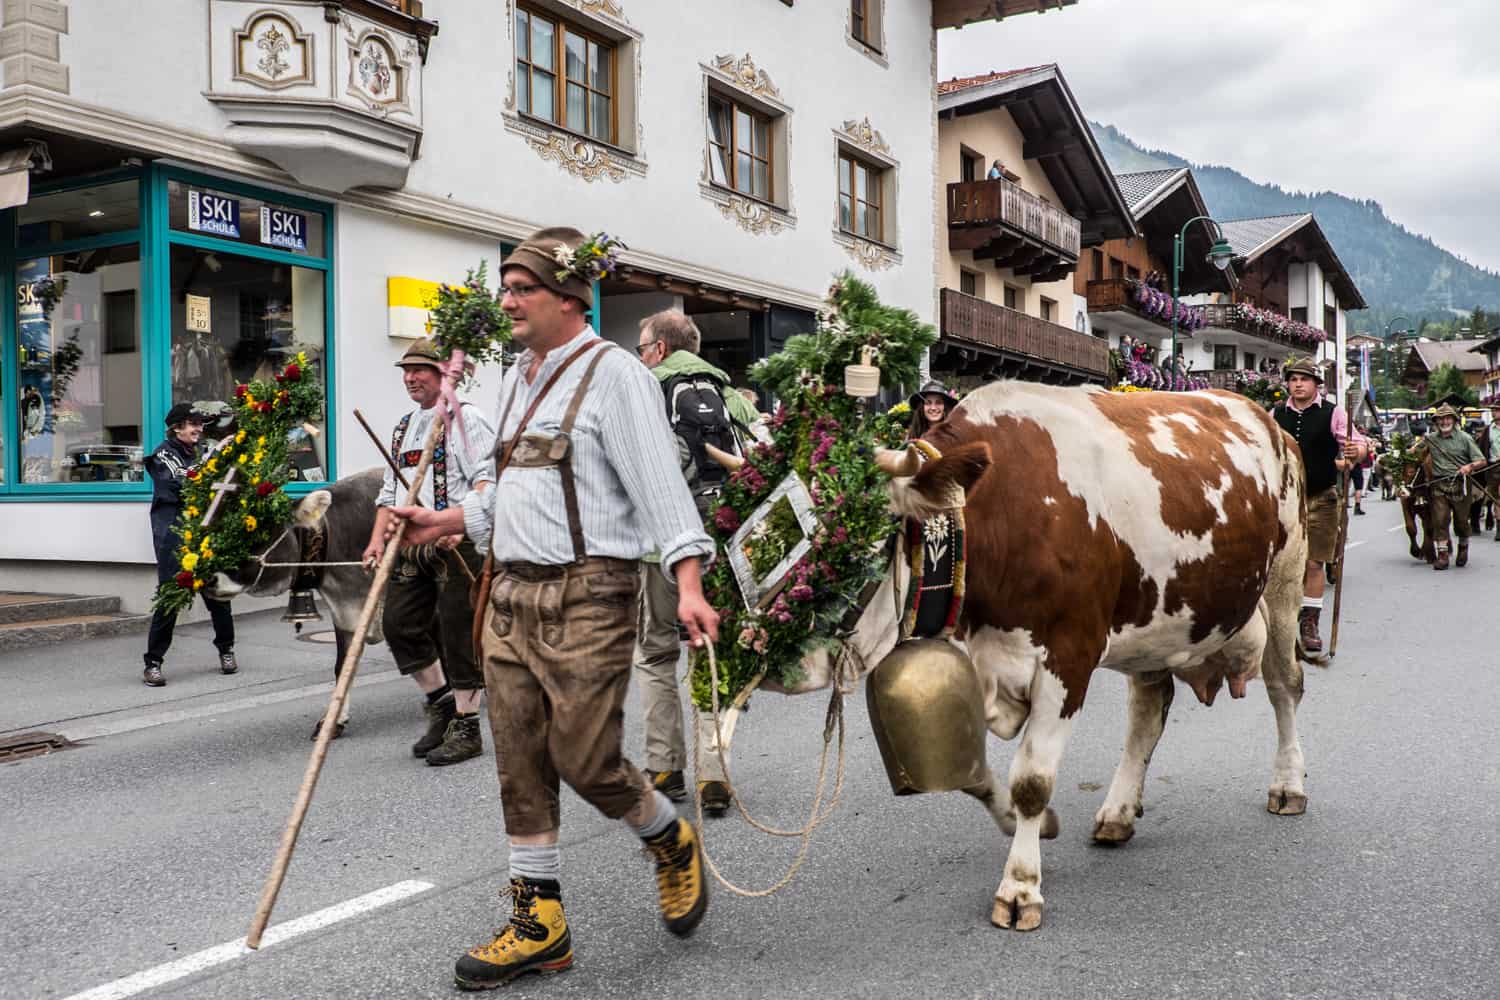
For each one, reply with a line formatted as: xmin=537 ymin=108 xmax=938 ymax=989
xmin=865 ymin=639 xmax=988 ymax=795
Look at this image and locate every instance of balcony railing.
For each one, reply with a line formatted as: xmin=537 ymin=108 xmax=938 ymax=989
xmin=947 ymin=178 xmax=1081 ymax=257
xmin=941 ymin=289 xmax=1109 ymax=377
xmin=1200 ymin=303 xmax=1328 ymax=350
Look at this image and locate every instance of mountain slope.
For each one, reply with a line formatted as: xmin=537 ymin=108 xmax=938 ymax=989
xmin=1089 ymin=123 xmax=1500 ymax=332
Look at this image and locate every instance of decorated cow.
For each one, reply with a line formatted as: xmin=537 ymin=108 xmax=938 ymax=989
xmin=206 ymin=467 xmax=386 ymax=736
xmin=805 ymin=382 xmax=1310 ymax=931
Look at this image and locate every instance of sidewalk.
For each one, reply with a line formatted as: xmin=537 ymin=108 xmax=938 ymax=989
xmin=0 ymin=608 xmax=401 ymax=738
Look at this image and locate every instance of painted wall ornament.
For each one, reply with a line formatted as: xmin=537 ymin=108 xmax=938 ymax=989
xmin=841 ymin=117 xmax=891 ymax=156
xmin=342 ymin=18 xmax=409 ymax=113
xmin=233 ymin=12 xmax=314 ymax=90
xmin=529 ymin=133 xmax=628 ymax=183
xmin=712 ymin=53 xmax=780 ymax=101
xmin=719 ymin=194 xmax=787 ymax=235
xmin=837 ymin=232 xmax=898 ymax=271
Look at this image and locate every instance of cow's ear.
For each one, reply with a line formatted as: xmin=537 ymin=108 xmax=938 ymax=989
xmin=293 ymin=490 xmax=333 ymax=528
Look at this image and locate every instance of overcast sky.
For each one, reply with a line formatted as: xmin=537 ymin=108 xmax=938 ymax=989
xmin=938 ymin=0 xmax=1500 ymax=273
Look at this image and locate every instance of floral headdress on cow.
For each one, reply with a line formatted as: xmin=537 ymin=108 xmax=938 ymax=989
xmin=691 ymin=273 xmax=933 ymax=711
xmin=153 ymin=354 xmax=323 ymax=615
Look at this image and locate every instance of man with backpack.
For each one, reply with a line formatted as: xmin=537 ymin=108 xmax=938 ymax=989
xmin=635 ymin=309 xmax=759 ymax=815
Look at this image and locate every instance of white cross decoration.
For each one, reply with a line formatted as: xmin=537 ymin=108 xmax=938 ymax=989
xmin=202 ymin=465 xmax=241 ymax=527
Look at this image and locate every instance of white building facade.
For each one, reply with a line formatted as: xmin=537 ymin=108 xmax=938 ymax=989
xmin=0 ymin=0 xmax=1069 ymax=610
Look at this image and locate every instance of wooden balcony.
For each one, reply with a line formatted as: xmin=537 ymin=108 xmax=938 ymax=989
xmin=938 ymin=289 xmax=1109 ymax=383
xmin=947 ymin=179 xmax=1081 ymax=283
xmin=1199 ymin=303 xmax=1325 ymax=352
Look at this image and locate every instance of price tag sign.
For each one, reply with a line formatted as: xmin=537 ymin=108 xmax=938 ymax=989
xmin=187 ymin=189 xmax=241 ymax=239
xmin=260 ymin=206 xmax=308 ymax=252
xmin=186 ymin=294 xmax=212 ymax=333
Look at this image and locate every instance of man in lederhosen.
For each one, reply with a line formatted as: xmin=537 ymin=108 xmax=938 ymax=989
xmin=391 ymin=227 xmax=719 ymax=989
xmin=1419 ymin=402 xmax=1487 ymax=570
xmin=1273 ymin=358 xmax=1368 ymax=659
xmin=361 ymin=339 xmax=495 ymax=765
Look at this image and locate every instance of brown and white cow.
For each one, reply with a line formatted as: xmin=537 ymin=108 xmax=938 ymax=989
xmin=807 ymin=381 xmax=1310 ymax=931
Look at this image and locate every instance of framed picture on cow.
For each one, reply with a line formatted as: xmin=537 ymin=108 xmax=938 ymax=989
xmin=726 ymin=472 xmax=818 ymax=610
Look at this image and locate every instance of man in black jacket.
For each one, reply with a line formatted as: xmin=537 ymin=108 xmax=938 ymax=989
xmin=142 ymin=402 xmax=237 ymax=686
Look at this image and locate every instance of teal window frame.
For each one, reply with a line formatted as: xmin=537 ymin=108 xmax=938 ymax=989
xmin=0 ymin=164 xmax=335 ymax=501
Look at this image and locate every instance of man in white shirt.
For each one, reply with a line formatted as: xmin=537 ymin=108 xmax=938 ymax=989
xmin=362 ymin=339 xmax=494 ymax=766
xmin=390 ymin=227 xmax=720 ymax=990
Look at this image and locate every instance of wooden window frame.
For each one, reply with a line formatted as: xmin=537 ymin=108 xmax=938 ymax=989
xmin=707 ymin=92 xmax=775 ymax=204
xmin=516 ymin=3 xmax=618 ymax=146
xmin=838 ymin=150 xmax=884 ymax=244
xmin=1040 ymin=296 xmax=1057 ymax=323
xmin=851 ymin=0 xmax=881 ymax=53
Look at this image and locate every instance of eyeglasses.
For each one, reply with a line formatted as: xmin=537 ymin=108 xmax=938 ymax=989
xmin=635 ymin=340 xmax=659 ymax=357
xmin=500 ymin=281 xmax=545 ymax=299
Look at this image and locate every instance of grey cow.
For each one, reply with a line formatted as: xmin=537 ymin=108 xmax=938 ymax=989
xmin=207 ymin=467 xmax=385 ymax=737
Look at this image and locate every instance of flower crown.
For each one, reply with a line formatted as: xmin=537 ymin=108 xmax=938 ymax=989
xmin=551 ymin=232 xmax=627 ymax=284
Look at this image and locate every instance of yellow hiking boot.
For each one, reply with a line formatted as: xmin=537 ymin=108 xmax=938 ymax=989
xmin=454 ymin=878 xmax=572 ymax=991
xmin=643 ymin=819 xmax=708 ymax=937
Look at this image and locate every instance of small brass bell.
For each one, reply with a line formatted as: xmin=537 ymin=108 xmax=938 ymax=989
xmin=281 ymin=589 xmax=323 ymax=627
xmin=866 ymin=639 xmax=988 ymax=796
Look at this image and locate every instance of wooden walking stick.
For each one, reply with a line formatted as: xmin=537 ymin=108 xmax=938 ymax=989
xmin=1327 ymin=383 xmax=1360 ymax=659
xmin=246 ymin=415 xmax=444 ymax=949
xmin=353 ymin=407 xmax=475 ymax=585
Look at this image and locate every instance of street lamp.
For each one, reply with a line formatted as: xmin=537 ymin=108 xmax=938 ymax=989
xmin=1381 ymin=314 xmax=1411 ymax=385
xmin=1172 ymin=215 xmax=1235 ymax=390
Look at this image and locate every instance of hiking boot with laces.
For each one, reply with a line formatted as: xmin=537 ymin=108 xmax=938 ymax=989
xmin=218 ymin=651 xmax=239 ymax=675
xmin=1297 ymin=607 xmax=1323 ymax=657
xmin=642 ymin=818 xmax=708 ymax=937
xmin=455 ymin=878 xmax=572 ymax=991
xmin=644 ymin=769 xmax=687 ymax=803
xmin=412 ymin=697 xmax=456 ymax=758
xmin=427 ymin=714 xmax=483 ymax=767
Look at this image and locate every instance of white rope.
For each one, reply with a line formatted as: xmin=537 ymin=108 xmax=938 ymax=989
xmin=690 ymin=638 xmax=853 ymax=898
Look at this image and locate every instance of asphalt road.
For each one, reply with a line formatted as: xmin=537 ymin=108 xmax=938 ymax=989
xmin=3 ymin=494 xmax=1496 ymax=1000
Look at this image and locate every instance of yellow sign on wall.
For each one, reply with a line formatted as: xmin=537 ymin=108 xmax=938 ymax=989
xmin=388 ymin=276 xmax=441 ymax=340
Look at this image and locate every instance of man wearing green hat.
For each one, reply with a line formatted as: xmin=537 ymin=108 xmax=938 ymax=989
xmin=1273 ymin=357 xmax=1368 ymax=659
xmin=1420 ymin=402 xmax=1487 ymax=569
xmin=362 ymin=338 xmax=495 ymax=764
xmin=389 ymin=227 xmax=719 ymax=989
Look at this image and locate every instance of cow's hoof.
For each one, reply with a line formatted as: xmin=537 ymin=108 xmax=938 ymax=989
xmin=999 ymin=807 xmax=1060 ymax=839
xmin=1409 ymin=543 xmax=1423 ymax=559
xmin=1091 ymin=819 xmax=1135 ymax=845
xmin=991 ymin=898 xmax=1043 ymax=931
xmin=1266 ymin=789 xmax=1308 ymax=815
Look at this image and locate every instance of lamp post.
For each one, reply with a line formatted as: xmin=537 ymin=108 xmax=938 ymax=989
xmin=1380 ymin=314 xmax=1411 ymax=387
xmin=1172 ymin=215 xmax=1235 ymax=390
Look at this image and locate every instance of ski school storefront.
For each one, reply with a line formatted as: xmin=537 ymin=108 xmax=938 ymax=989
xmin=0 ymin=164 xmax=334 ymax=610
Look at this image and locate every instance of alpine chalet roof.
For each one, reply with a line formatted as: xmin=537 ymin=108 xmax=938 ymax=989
xmin=1113 ymin=168 xmax=1183 ymax=215
xmin=933 ymin=0 xmax=1080 ymax=30
xmin=1218 ymin=213 xmax=1367 ymax=310
xmin=1412 ymin=338 xmax=1489 ymax=374
xmin=937 ymin=65 xmax=1134 ymax=245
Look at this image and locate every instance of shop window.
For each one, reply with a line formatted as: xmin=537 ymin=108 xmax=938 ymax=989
xmin=17 ymin=180 xmax=139 ymax=248
xmin=168 ymin=245 xmax=328 ymax=482
xmin=838 ymin=150 xmax=885 ymax=243
xmin=15 ymin=245 xmax=144 ymax=484
xmin=167 ymin=180 xmax=324 ymax=258
xmin=516 ymin=4 xmax=616 ymax=144
xmin=1214 ymin=345 xmax=1237 ymax=370
xmin=708 ymin=93 xmax=774 ymax=203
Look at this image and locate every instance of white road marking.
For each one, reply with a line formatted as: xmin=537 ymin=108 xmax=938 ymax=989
xmin=1387 ymin=524 xmax=1406 ymax=533
xmin=1347 ymin=540 xmax=1368 ymax=550
xmin=14 ymin=671 xmax=405 ymax=744
xmin=60 ymin=880 xmax=435 ymax=1000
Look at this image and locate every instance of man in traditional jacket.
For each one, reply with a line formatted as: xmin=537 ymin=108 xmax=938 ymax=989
xmin=391 ymin=228 xmax=720 ymax=989
xmin=1420 ymin=403 xmax=1487 ymax=570
xmin=1272 ymin=358 xmax=1367 ymax=658
xmin=362 ymin=339 xmax=494 ymax=765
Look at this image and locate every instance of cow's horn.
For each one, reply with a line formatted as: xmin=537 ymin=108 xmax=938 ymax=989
xmin=874 ymin=444 xmax=923 ymax=478
xmin=704 ymin=442 xmax=745 ymax=471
